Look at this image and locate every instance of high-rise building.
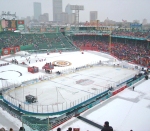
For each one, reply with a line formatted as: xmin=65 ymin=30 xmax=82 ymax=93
xmin=90 ymin=11 xmax=98 ymax=22
xmin=25 ymin=16 xmax=31 ymax=25
xmin=65 ymin=4 xmax=72 ymax=15
xmin=60 ymin=12 xmax=68 ymax=24
xmin=133 ymin=20 xmax=140 ymax=23
xmin=68 ymin=13 xmax=75 ymax=24
xmin=39 ymin=13 xmax=49 ymax=22
xmin=142 ymin=19 xmax=147 ymax=25
xmin=34 ymin=2 xmax=42 ymax=21
xmin=53 ymin=0 xmax=62 ymax=22
xmin=43 ymin=13 xmax=49 ymax=21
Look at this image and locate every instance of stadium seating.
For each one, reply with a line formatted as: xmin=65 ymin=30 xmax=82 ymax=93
xmin=0 ymin=32 xmax=76 ymax=51
xmin=112 ymin=30 xmax=149 ymax=39
xmin=72 ymin=35 xmax=150 ymax=67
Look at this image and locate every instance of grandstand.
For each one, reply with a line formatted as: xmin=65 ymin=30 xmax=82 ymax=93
xmin=71 ymin=30 xmax=150 ymax=67
xmin=0 ymin=31 xmax=78 ymax=54
xmin=0 ymin=24 xmax=150 ymax=131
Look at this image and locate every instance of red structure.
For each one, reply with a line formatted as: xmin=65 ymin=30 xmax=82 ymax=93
xmin=42 ymin=62 xmax=54 ymax=73
xmin=2 ymin=46 xmax=20 ymax=56
xmin=28 ymin=66 xmax=39 ymax=73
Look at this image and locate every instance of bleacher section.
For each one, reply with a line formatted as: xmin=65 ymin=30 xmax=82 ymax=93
xmin=0 ymin=32 xmax=77 ymax=52
xmin=72 ymin=35 xmax=150 ymax=67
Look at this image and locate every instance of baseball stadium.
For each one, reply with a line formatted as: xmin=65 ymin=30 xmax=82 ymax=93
xmin=0 ymin=15 xmax=150 ymax=131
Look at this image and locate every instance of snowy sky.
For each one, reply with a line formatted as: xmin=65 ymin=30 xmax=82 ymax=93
xmin=0 ymin=0 xmax=150 ymax=22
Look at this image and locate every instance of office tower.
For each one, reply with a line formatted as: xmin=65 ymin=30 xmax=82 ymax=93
xmin=53 ymin=0 xmax=62 ymax=22
xmin=34 ymin=2 xmax=42 ymax=20
xmin=90 ymin=11 xmax=98 ymax=22
xmin=39 ymin=13 xmax=49 ymax=22
xmin=65 ymin=4 xmax=72 ymax=15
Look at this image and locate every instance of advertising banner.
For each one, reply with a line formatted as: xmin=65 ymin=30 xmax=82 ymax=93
xmin=1 ymin=20 xmax=6 ymax=28
xmin=130 ymin=23 xmax=142 ymax=29
xmin=2 ymin=46 xmax=20 ymax=56
xmin=1 ymin=20 xmax=17 ymax=31
xmin=17 ymin=20 xmax=25 ymax=30
xmin=46 ymin=27 xmax=57 ymax=33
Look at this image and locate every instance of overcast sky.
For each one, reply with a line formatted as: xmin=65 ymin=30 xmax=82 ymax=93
xmin=0 ymin=0 xmax=150 ymax=23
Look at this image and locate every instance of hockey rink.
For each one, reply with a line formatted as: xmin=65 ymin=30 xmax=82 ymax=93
xmin=0 ymin=51 xmax=138 ymax=113
xmin=0 ymin=51 xmax=112 ymax=88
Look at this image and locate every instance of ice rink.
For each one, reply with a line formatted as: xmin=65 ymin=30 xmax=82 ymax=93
xmin=6 ymin=66 xmax=137 ymax=113
xmin=0 ymin=50 xmax=145 ymax=131
xmin=0 ymin=51 xmax=138 ymax=113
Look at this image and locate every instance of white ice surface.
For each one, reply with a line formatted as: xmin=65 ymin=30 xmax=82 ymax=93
xmin=5 ymin=66 xmax=137 ymax=113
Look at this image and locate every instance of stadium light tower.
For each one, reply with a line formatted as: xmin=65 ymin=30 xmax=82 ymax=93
xmin=70 ymin=5 xmax=84 ymax=30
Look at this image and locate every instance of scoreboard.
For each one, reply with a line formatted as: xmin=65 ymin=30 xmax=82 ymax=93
xmin=0 ymin=20 xmax=25 ymax=31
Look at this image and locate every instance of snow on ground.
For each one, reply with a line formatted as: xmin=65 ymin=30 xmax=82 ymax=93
xmin=0 ymin=51 xmax=111 ymax=89
xmin=0 ymin=124 xmax=8 ymax=131
xmin=0 ymin=61 xmax=8 ymax=64
xmin=53 ymin=79 xmax=150 ymax=131
xmin=15 ymin=51 xmax=30 ymax=56
xmin=52 ymin=117 xmax=100 ymax=131
xmin=0 ymin=51 xmax=148 ymax=131
xmin=134 ymin=80 xmax=150 ymax=94
xmin=0 ymin=64 xmax=46 ymax=88
xmin=5 ymin=51 xmax=109 ymax=72
xmin=0 ymin=108 xmax=21 ymax=130
xmin=117 ymin=88 xmax=141 ymax=99
xmin=85 ymin=98 xmax=144 ymax=131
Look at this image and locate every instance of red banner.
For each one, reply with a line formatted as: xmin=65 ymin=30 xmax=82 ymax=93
xmin=2 ymin=46 xmax=20 ymax=56
xmin=18 ymin=20 xmax=24 ymax=25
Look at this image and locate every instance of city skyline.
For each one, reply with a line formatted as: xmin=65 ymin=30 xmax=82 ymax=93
xmin=0 ymin=0 xmax=150 ymax=22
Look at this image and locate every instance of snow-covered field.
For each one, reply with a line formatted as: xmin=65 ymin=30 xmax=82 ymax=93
xmin=53 ymin=79 xmax=150 ymax=131
xmin=0 ymin=51 xmax=110 ymax=88
xmin=0 ymin=51 xmax=149 ymax=131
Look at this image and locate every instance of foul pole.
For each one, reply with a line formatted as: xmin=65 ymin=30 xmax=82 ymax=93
xmin=109 ymin=26 xmax=112 ymax=54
